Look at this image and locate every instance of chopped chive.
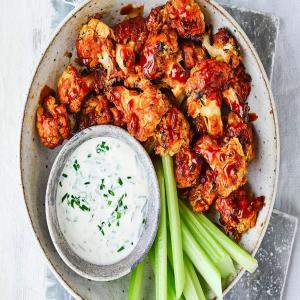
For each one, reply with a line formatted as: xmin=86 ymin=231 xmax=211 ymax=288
xmin=96 ymin=141 xmax=110 ymax=153
xmin=108 ymin=222 xmax=111 ymax=227
xmin=127 ymin=176 xmax=132 ymax=179
xmin=84 ymin=181 xmax=90 ymax=185
xmin=87 ymin=154 xmax=92 ymax=158
xmin=97 ymin=225 xmax=105 ymax=236
xmin=80 ymin=204 xmax=90 ymax=211
xmin=108 ymin=200 xmax=112 ymax=205
xmin=118 ymin=177 xmax=123 ymax=185
xmin=117 ymin=221 xmax=120 ymax=226
xmin=103 ymin=194 xmax=108 ymax=198
xmin=62 ymin=193 xmax=69 ymax=202
xmin=142 ymin=219 xmax=146 ymax=224
xmin=59 ymin=181 xmax=62 ymax=187
xmin=116 ymin=212 xmax=121 ymax=219
xmin=73 ymin=160 xmax=80 ymax=171
xmin=118 ymin=194 xmax=125 ymax=206
xmin=124 ymin=205 xmax=128 ymax=210
xmin=62 ymin=173 xmax=68 ymax=178
xmin=99 ymin=179 xmax=105 ymax=190
xmin=117 ymin=246 xmax=125 ymax=252
xmin=108 ymin=189 xmax=115 ymax=196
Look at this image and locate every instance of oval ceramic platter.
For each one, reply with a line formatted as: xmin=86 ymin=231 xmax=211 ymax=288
xmin=20 ymin=0 xmax=279 ymax=298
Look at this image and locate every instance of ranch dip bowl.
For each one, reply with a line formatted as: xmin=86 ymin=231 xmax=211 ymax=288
xmin=45 ymin=125 xmax=160 ymax=281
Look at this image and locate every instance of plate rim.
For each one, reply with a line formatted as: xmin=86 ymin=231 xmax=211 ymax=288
xmin=19 ymin=0 xmax=280 ymax=298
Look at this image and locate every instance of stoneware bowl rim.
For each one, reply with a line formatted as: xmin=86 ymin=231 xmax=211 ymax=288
xmin=45 ymin=125 xmax=160 ymax=281
xmin=19 ymin=0 xmax=280 ymax=298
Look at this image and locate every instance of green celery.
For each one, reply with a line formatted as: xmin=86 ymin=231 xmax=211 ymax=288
xmin=162 ymin=155 xmax=185 ymax=298
xmin=197 ymin=214 xmax=258 ymax=273
xmin=154 ymin=159 xmax=168 ymax=300
xmin=184 ymin=255 xmax=206 ymax=300
xmin=127 ymin=261 xmax=145 ymax=300
xmin=181 ymin=221 xmax=223 ymax=299
xmin=179 ymin=200 xmax=235 ymax=278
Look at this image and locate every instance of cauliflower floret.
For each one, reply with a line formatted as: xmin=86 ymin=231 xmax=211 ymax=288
xmin=223 ymin=64 xmax=251 ymax=118
xmin=107 ymin=81 xmax=170 ymax=142
xmin=76 ymin=18 xmax=117 ymax=80
xmin=141 ymin=28 xmax=180 ymax=80
xmin=57 ymin=65 xmax=95 ymax=113
xmin=187 ymin=90 xmax=223 ymax=137
xmin=165 ymin=0 xmax=205 ymax=39
xmin=114 ymin=16 xmax=148 ymax=76
xmin=174 ymin=148 xmax=202 ymax=188
xmin=141 ymin=28 xmax=188 ymax=101
xmin=181 ymin=41 xmax=207 ymax=69
xmin=202 ymin=27 xmax=241 ymax=68
xmin=155 ymin=107 xmax=191 ymax=156
xmin=215 ymin=188 xmax=264 ymax=239
xmin=36 ymin=95 xmax=70 ymax=149
xmin=188 ymin=168 xmax=218 ymax=213
xmin=114 ymin=16 xmax=148 ymax=51
xmin=225 ymin=112 xmax=255 ymax=162
xmin=194 ymin=135 xmax=247 ymax=197
xmin=78 ymin=95 xmax=113 ymax=130
xmin=186 ymin=59 xmax=232 ymax=137
xmin=146 ymin=6 xmax=167 ymax=32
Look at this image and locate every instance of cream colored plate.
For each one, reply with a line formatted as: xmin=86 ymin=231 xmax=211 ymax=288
xmin=20 ymin=0 xmax=279 ymax=298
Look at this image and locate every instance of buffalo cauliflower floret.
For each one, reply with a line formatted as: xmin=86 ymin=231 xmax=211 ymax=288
xmin=181 ymin=41 xmax=207 ymax=69
xmin=107 ymin=81 xmax=170 ymax=141
xmin=174 ymin=148 xmax=202 ymax=188
xmin=155 ymin=107 xmax=191 ymax=156
xmin=165 ymin=0 xmax=205 ymax=39
xmin=146 ymin=6 xmax=167 ymax=32
xmin=225 ymin=112 xmax=255 ymax=162
xmin=78 ymin=95 xmax=113 ymax=130
xmin=202 ymin=27 xmax=241 ymax=68
xmin=187 ymin=90 xmax=223 ymax=137
xmin=215 ymin=188 xmax=264 ymax=239
xmin=194 ymin=135 xmax=247 ymax=197
xmin=141 ymin=28 xmax=188 ymax=100
xmin=223 ymin=64 xmax=251 ymax=118
xmin=36 ymin=95 xmax=70 ymax=149
xmin=188 ymin=168 xmax=218 ymax=213
xmin=185 ymin=59 xmax=232 ymax=136
xmin=114 ymin=16 xmax=148 ymax=76
xmin=76 ymin=18 xmax=117 ymax=80
xmin=57 ymin=65 xmax=96 ymax=113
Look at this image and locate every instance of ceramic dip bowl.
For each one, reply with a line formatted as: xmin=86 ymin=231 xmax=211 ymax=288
xmin=45 ymin=125 xmax=160 ymax=281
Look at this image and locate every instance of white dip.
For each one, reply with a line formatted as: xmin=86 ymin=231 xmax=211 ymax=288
xmin=56 ymin=136 xmax=148 ymax=265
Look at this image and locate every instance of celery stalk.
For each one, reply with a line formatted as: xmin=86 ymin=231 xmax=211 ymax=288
xmin=149 ymin=249 xmax=176 ymax=300
xmin=181 ymin=221 xmax=223 ymax=299
xmin=127 ymin=261 xmax=145 ymax=300
xmin=197 ymin=214 xmax=258 ymax=273
xmin=154 ymin=159 xmax=168 ymax=300
xmin=179 ymin=200 xmax=235 ymax=278
xmin=162 ymin=155 xmax=185 ymax=298
xmin=167 ymin=235 xmax=206 ymax=300
xmin=184 ymin=255 xmax=206 ymax=300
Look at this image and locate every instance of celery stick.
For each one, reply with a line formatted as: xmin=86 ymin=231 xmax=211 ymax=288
xmin=162 ymin=155 xmax=185 ymax=298
xmin=184 ymin=255 xmax=206 ymax=300
xmin=167 ymin=262 xmax=178 ymax=300
xmin=197 ymin=214 xmax=258 ymax=273
xmin=127 ymin=261 xmax=145 ymax=300
xmin=154 ymin=159 xmax=168 ymax=300
xmin=149 ymin=249 xmax=176 ymax=300
xmin=181 ymin=221 xmax=223 ymax=299
xmin=179 ymin=201 xmax=235 ymax=278
xmin=167 ymin=235 xmax=206 ymax=300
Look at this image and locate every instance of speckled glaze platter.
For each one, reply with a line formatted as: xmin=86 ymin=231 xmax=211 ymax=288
xmin=19 ymin=0 xmax=279 ymax=298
